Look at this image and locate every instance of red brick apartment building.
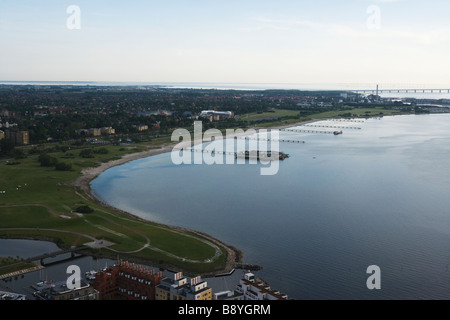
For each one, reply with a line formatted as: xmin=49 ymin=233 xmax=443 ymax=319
xmin=93 ymin=260 xmax=163 ymax=300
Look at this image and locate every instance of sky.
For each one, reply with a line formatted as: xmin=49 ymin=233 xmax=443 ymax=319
xmin=1 ymin=0 xmax=449 ymax=88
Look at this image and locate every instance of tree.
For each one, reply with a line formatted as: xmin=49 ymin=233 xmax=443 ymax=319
xmin=74 ymin=205 xmax=94 ymax=214
xmin=79 ymin=148 xmax=94 ymax=158
xmin=38 ymin=153 xmax=58 ymax=167
xmin=0 ymin=138 xmax=15 ymax=156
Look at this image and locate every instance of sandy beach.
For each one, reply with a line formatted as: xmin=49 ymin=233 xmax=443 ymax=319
xmin=72 ymin=144 xmax=175 ymax=197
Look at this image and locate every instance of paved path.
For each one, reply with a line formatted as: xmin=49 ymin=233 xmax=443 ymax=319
xmin=0 ymin=204 xmax=223 ymax=264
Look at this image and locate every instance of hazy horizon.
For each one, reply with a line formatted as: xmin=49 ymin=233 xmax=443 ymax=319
xmin=1 ymin=0 xmax=450 ymax=87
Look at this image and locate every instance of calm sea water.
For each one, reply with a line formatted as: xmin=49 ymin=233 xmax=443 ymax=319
xmin=91 ymin=114 xmax=450 ymax=300
xmin=2 ymin=81 xmax=450 ymax=99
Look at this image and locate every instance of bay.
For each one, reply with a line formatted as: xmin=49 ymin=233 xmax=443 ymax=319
xmin=91 ymin=113 xmax=450 ymax=299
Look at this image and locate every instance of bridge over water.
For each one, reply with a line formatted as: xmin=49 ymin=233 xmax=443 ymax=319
xmin=23 ymin=246 xmax=88 ymax=266
xmin=353 ymin=88 xmax=450 ymax=94
xmin=343 ymin=84 xmax=450 ymax=96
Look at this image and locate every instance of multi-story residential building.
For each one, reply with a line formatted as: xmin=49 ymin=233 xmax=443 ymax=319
xmin=89 ymin=128 xmax=101 ymax=136
xmin=93 ymin=260 xmax=163 ymax=300
xmin=4 ymin=129 xmax=29 ymax=145
xmin=155 ymin=270 xmax=212 ymax=301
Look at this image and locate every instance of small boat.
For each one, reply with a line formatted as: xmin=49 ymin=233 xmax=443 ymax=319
xmin=333 ymin=131 xmax=343 ymax=135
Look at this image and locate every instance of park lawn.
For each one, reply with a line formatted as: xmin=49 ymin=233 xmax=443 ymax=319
xmin=0 ymin=144 xmax=231 ymax=273
xmin=237 ymin=106 xmax=409 ymax=129
xmin=89 ymin=208 xmax=220 ymax=261
xmin=241 ymin=109 xmax=300 ymax=121
xmin=309 ymin=107 xmax=407 ymax=120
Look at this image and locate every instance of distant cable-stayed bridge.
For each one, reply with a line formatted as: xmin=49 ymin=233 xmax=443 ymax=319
xmin=352 ymin=88 xmax=450 ymax=94
xmin=325 ymin=83 xmax=449 ymax=95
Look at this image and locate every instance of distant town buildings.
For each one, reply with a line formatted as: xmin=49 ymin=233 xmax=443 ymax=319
xmin=0 ymin=109 xmax=17 ymax=118
xmin=137 ymin=110 xmax=173 ymax=117
xmin=155 ymin=270 xmax=212 ymax=301
xmin=2 ymin=129 xmax=29 ymax=145
xmin=76 ymin=127 xmax=115 ymax=137
xmin=100 ymin=127 xmax=115 ymax=135
xmin=133 ymin=124 xmax=149 ymax=132
xmin=89 ymin=128 xmax=101 ymax=136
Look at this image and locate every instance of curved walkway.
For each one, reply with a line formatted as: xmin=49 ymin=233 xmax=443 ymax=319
xmin=0 ymin=204 xmax=223 ymax=264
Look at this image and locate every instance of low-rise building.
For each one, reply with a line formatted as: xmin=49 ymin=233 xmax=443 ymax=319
xmin=235 ymin=273 xmax=289 ymax=300
xmin=133 ymin=125 xmax=149 ymax=131
xmin=32 ymin=280 xmax=99 ymax=300
xmin=199 ymin=110 xmax=234 ymax=122
xmin=101 ymin=127 xmax=116 ymax=135
xmin=214 ymin=272 xmax=290 ymax=301
xmin=0 ymin=290 xmax=26 ymax=300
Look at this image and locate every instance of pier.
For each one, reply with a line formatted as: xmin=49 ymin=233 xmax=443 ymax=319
xmin=237 ymin=136 xmax=305 ymax=143
xmin=235 ymin=263 xmax=262 ymax=271
xmin=172 ymin=148 xmax=289 ymax=160
xmin=329 ymin=119 xmax=365 ymax=123
xmin=300 ymin=124 xmax=361 ymax=130
xmin=0 ymin=265 xmax=44 ymax=280
xmin=281 ymin=128 xmax=341 ymax=134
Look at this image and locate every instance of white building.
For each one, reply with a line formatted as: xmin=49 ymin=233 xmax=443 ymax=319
xmin=199 ymin=110 xmax=234 ymax=121
xmin=214 ymin=272 xmax=289 ymax=301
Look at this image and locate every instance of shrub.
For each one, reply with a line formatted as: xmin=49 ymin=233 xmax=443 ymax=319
xmin=38 ymin=153 xmax=58 ymax=167
xmin=55 ymin=162 xmax=72 ymax=171
xmin=74 ymin=205 xmax=94 ymax=214
xmin=79 ymin=149 xmax=94 ymax=158
xmin=94 ymin=147 xmax=109 ymax=154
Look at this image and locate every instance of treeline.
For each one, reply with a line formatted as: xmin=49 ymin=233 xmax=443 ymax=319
xmin=38 ymin=153 xmax=72 ymax=171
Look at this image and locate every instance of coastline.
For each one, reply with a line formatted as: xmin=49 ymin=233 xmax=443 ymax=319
xmin=71 ymin=119 xmax=320 ymax=274
xmin=72 ymin=142 xmax=243 ymax=275
xmin=72 ymin=118 xmax=319 ymax=197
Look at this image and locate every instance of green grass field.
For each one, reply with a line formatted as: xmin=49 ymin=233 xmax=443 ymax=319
xmin=240 ymin=106 xmax=407 ymax=128
xmin=241 ymin=109 xmax=300 ymax=121
xmin=0 ymin=142 xmax=231 ymax=275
